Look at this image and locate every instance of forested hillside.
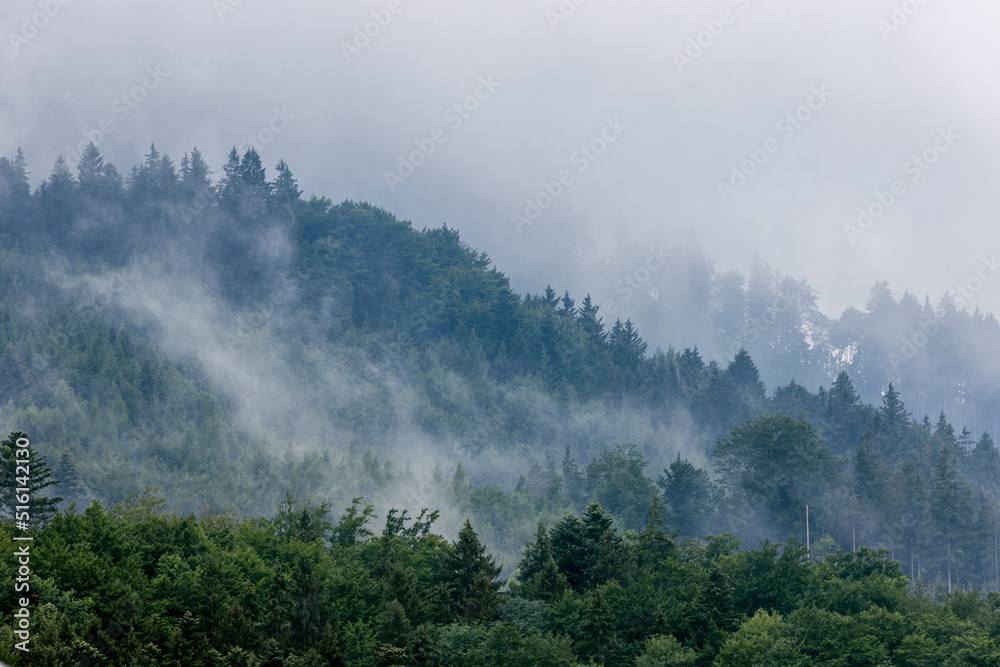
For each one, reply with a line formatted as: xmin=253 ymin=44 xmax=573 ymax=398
xmin=8 ymin=477 xmax=1000 ymax=666
xmin=3 ymin=144 xmax=1000 ymax=663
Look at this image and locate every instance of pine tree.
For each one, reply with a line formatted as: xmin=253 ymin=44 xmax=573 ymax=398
xmin=726 ymin=348 xmax=767 ymax=427
xmin=166 ymin=611 xmax=210 ymax=666
xmin=10 ymin=147 xmax=30 ymax=204
xmin=658 ymin=455 xmax=717 ymax=538
xmin=0 ymin=148 xmax=31 ymax=236
xmin=531 ymin=556 xmax=569 ymax=603
xmin=677 ymin=347 xmax=706 ymax=396
xmin=36 ymin=155 xmax=77 ymax=241
xmin=888 ymin=458 xmax=927 ymax=581
xmin=410 ymin=624 xmax=441 ymax=666
xmin=375 ymin=598 xmax=413 ymax=661
xmin=853 ymin=430 xmax=887 ymax=503
xmin=270 ymin=158 xmax=301 ymax=213
xmin=578 ymin=587 xmax=615 ymax=665
xmin=958 ymin=427 xmax=974 ymax=452
xmin=239 ymin=148 xmax=268 ymax=193
xmin=518 ymin=520 xmax=553 ymax=585
xmin=77 ymin=142 xmax=105 ymax=195
xmin=608 ymin=319 xmax=648 ymax=388
xmin=550 ymin=514 xmax=588 ymax=592
xmin=827 ymin=370 xmax=865 ymax=453
xmin=180 ymin=146 xmax=214 ymax=209
xmin=217 ymin=147 xmax=243 ymax=212
xmin=586 ymin=446 xmax=656 ymax=531
xmin=878 ymin=383 xmax=911 ymax=458
xmin=1 ymin=431 xmax=62 ymax=525
xmin=929 ymin=446 xmax=972 ymax=592
xmin=692 ymin=563 xmax=738 ymax=657
xmin=636 ymin=494 xmax=678 ymax=571
xmin=55 ymin=450 xmax=87 ymax=504
xmin=577 ymin=295 xmax=608 ymax=347
xmin=543 ymin=285 xmax=559 ymax=309
xmin=558 ymin=290 xmax=575 ymax=317
xmin=441 ymin=520 xmax=502 ymax=623
xmin=971 ymin=432 xmax=1000 ymax=495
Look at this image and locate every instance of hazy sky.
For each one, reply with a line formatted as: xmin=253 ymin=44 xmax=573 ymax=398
xmin=4 ymin=0 xmax=999 ymax=345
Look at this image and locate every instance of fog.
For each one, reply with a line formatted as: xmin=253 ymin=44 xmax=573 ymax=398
xmin=4 ymin=0 xmax=999 ymax=355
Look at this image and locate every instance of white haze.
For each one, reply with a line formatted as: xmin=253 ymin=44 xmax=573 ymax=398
xmin=3 ymin=0 xmax=1000 ymax=358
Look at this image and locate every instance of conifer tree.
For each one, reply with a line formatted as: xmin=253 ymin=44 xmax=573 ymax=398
xmin=930 ymin=446 xmax=972 ymax=592
xmin=0 ymin=431 xmax=62 ymax=525
xmin=532 ymin=556 xmax=569 ymax=603
xmin=217 ymin=147 xmax=243 ymax=212
xmin=441 ymin=520 xmax=502 ymax=623
xmin=577 ymin=294 xmax=608 ymax=347
xmin=518 ymin=520 xmax=553 ymax=585
xmin=271 ymin=158 xmax=301 ymax=213
xmin=658 ymin=455 xmax=717 ymax=538
xmin=578 ymin=587 xmax=615 ymax=665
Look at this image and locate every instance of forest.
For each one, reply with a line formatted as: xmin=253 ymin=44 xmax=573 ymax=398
xmin=3 ymin=144 xmax=1000 ymax=663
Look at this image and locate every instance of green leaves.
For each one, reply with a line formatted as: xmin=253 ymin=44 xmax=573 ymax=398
xmin=712 ymin=414 xmax=841 ymax=540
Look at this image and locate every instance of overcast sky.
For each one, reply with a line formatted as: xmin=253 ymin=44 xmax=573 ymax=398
xmin=3 ymin=0 xmax=999 ymax=345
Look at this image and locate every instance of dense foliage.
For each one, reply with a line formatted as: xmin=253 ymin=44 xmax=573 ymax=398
xmin=3 ymin=144 xmax=1000 ymax=661
xmin=5 ymin=486 xmax=1000 ymax=665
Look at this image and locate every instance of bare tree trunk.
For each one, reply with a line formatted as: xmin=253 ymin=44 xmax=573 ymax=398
xmin=806 ymin=505 xmax=810 ymax=560
xmin=910 ymin=537 xmax=915 ymax=583
xmin=947 ymin=538 xmax=952 ymax=593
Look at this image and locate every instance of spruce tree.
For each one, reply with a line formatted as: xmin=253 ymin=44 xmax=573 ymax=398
xmin=577 ymin=294 xmax=608 ymax=347
xmin=658 ymin=455 xmax=717 ymax=538
xmin=578 ymin=587 xmax=615 ymax=665
xmin=441 ymin=520 xmax=502 ymax=623
xmin=217 ymin=147 xmax=243 ymax=212
xmin=518 ymin=520 xmax=553 ymax=585
xmin=878 ymin=383 xmax=911 ymax=458
xmin=929 ymin=446 xmax=972 ymax=592
xmin=270 ymin=158 xmax=301 ymax=213
xmin=0 ymin=431 xmax=62 ymax=525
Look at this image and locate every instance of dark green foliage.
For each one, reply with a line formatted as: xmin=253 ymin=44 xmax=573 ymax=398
xmin=440 ymin=520 xmax=503 ymax=623
xmin=4 ymin=492 xmax=1000 ymax=665
xmin=3 ymin=146 xmax=1000 ymax=665
xmin=586 ymin=444 xmax=657 ymax=531
xmin=713 ymin=414 xmax=840 ymax=541
xmin=658 ymin=455 xmax=719 ymax=538
xmin=1 ymin=430 xmax=62 ymax=525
